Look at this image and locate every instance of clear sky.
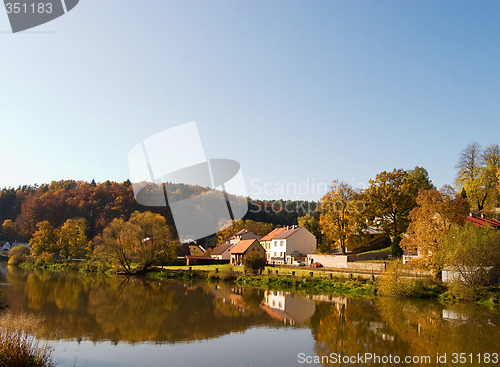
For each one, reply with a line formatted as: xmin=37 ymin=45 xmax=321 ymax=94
xmin=1 ymin=0 xmax=499 ymax=200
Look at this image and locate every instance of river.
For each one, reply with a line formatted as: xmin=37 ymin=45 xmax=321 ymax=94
xmin=0 ymin=265 xmax=498 ymax=367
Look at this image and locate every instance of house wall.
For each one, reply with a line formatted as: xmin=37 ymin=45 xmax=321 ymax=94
xmin=286 ymin=228 xmax=317 ymax=255
xmin=442 ymin=266 xmax=499 ymax=285
xmin=231 ymin=241 xmax=265 ymax=265
xmin=267 ymin=228 xmax=317 ymax=264
xmin=269 ymin=239 xmax=287 ymax=262
xmin=306 ymin=253 xmax=389 ymax=271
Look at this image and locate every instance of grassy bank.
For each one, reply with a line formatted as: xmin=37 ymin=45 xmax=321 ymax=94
xmin=235 ymin=275 xmax=376 ymax=296
xmin=0 ymin=331 xmax=55 ymax=367
xmin=12 ymin=260 xmax=500 ymax=306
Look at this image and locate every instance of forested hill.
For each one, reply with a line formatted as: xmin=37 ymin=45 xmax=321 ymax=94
xmin=0 ymin=180 xmax=317 ymax=242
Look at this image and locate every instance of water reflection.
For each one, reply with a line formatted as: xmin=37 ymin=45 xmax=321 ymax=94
xmin=1 ymin=265 xmax=499 ymax=367
xmin=1 ymin=266 xmax=280 ymax=343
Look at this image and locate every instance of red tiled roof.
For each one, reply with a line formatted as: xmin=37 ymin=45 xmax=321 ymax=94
xmin=483 ymin=217 xmax=500 ymax=227
xmin=261 ymin=227 xmax=287 ymax=241
xmin=230 ymin=239 xmax=260 ymax=254
xmin=465 ymin=216 xmax=500 ymax=229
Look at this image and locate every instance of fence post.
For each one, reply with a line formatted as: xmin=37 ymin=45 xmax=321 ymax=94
xmin=215 ymin=268 xmax=219 ymax=273
xmin=292 ymin=271 xmax=295 ymax=277
xmin=349 ymin=273 xmax=353 ymax=281
xmin=275 ymin=270 xmax=279 ymax=276
xmin=309 ymin=271 xmax=314 ymax=277
xmin=329 ymin=273 xmax=333 ymax=280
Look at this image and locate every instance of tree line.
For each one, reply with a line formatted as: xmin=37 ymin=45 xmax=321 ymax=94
xmin=313 ymin=142 xmax=500 ymax=295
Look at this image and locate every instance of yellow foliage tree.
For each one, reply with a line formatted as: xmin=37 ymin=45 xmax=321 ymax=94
xmin=400 ymin=186 xmax=469 ymax=276
xmin=319 ymin=180 xmax=365 ymax=254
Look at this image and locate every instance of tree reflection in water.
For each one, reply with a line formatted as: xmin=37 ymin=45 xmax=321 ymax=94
xmin=1 ymin=265 xmax=498 ymax=366
xmin=309 ymin=295 xmax=499 ymax=367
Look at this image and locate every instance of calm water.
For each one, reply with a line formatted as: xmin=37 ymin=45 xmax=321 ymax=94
xmin=0 ymin=265 xmax=499 ymax=367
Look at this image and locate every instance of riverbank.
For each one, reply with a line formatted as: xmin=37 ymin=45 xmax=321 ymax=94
xmin=14 ymin=261 xmax=500 ymax=307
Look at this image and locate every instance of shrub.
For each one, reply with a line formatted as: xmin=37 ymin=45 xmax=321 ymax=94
xmin=220 ymin=266 xmax=238 ymax=281
xmin=7 ymin=245 xmax=30 ymax=266
xmin=0 ymin=331 xmax=55 ymax=367
xmin=377 ymin=261 xmax=435 ymax=298
xmin=440 ymin=224 xmax=500 ymax=299
xmin=8 ymin=245 xmax=30 ymax=257
xmin=244 ymin=253 xmax=266 ymax=275
xmin=8 ymin=254 xmax=26 ymax=266
xmin=35 ymin=252 xmax=55 ymax=267
xmin=207 ymin=272 xmax=220 ymax=281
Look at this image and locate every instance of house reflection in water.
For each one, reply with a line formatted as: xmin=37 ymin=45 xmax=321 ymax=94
xmin=262 ymin=290 xmax=316 ymax=326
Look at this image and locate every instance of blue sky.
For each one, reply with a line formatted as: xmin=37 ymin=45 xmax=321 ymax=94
xmin=1 ymin=0 xmax=499 ymax=200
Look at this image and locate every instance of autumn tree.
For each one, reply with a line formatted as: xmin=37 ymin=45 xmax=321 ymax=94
xmin=319 ymin=181 xmax=365 ymax=254
xmin=244 ymin=252 xmax=266 ymax=275
xmin=29 ymin=221 xmax=59 ymax=257
xmin=96 ymin=211 xmax=174 ymax=273
xmin=95 ymin=218 xmax=139 ymax=273
xmin=298 ymin=213 xmax=325 ymax=251
xmin=1 ymin=219 xmax=20 ymax=243
xmin=440 ymin=223 xmax=500 ymax=298
xmin=455 ymin=142 xmax=500 ymax=212
xmin=365 ymin=167 xmax=434 ymax=241
xmin=400 ymin=187 xmax=469 ymax=276
xmin=58 ymin=218 xmax=90 ymax=260
xmin=128 ymin=211 xmax=174 ymax=269
xmin=216 ymin=219 xmax=273 ymax=244
xmin=483 ymin=144 xmax=500 ymax=210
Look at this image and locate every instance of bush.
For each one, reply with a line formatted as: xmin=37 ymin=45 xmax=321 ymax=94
xmin=207 ymin=272 xmax=220 ymax=281
xmin=8 ymin=245 xmax=30 ymax=257
xmin=34 ymin=252 xmax=54 ymax=268
xmin=440 ymin=224 xmax=500 ymax=290
xmin=377 ymin=261 xmax=437 ymax=298
xmin=244 ymin=253 xmax=266 ymax=275
xmin=7 ymin=245 xmax=30 ymax=266
xmin=8 ymin=254 xmax=26 ymax=266
xmin=0 ymin=331 xmax=55 ymax=367
xmin=391 ymin=235 xmax=404 ymax=258
xmin=220 ymin=266 xmax=238 ymax=281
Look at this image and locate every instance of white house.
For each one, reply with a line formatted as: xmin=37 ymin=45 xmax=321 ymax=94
xmin=265 ymin=226 xmax=316 ymax=265
xmin=0 ymin=241 xmax=11 ymax=251
xmin=262 ymin=290 xmax=316 ymax=326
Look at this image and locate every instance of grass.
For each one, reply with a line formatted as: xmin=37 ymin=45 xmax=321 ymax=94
xmin=0 ymin=331 xmax=55 ymax=367
xmin=361 ymin=246 xmax=391 ymax=254
xmin=235 ymin=275 xmax=376 ymax=296
xmin=158 ymin=264 xmax=373 ymax=280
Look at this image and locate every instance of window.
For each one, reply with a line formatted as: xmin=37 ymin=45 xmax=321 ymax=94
xmin=280 ymin=240 xmax=284 ymax=246
xmin=274 ymin=252 xmax=277 ymax=257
